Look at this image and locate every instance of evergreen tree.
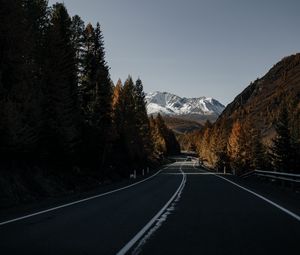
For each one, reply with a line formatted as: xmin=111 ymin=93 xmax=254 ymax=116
xmin=134 ymin=78 xmax=153 ymax=158
xmin=43 ymin=3 xmax=81 ymax=157
xmin=23 ymin=0 xmax=49 ymax=67
xmin=80 ymin=23 xmax=96 ymax=121
xmin=121 ymin=76 xmax=141 ymax=161
xmin=80 ymin=22 xmax=112 ymax=129
xmin=80 ymin=22 xmax=113 ymax=167
xmin=71 ymin=15 xmax=85 ymax=86
xmin=250 ymin=128 xmax=267 ymax=170
xmin=0 ymin=0 xmax=42 ymax=157
xmin=92 ymin=23 xmax=112 ymax=135
xmin=270 ymin=106 xmax=294 ymax=172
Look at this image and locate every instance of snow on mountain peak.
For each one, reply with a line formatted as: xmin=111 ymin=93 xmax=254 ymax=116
xmin=145 ymin=91 xmax=225 ymax=116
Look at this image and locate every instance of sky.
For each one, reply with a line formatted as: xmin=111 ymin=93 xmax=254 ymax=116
xmin=49 ymin=0 xmax=300 ymax=105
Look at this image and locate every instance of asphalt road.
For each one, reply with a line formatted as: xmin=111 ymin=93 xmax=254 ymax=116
xmin=0 ymin=157 xmax=299 ymax=254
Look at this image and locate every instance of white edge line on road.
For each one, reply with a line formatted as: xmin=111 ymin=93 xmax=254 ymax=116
xmin=0 ymin=165 xmax=173 ymax=227
xmin=195 ymin=165 xmax=300 ymax=222
xmin=116 ymin=162 xmax=186 ymax=255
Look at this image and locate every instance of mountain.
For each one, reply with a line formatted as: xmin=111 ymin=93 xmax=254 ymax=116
xmin=145 ymin=91 xmax=225 ymax=123
xmin=196 ymin=53 xmax=300 ymax=169
xmin=217 ymin=53 xmax=300 ymax=144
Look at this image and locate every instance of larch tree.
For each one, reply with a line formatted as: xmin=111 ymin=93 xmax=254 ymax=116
xmin=150 ymin=115 xmax=167 ymax=156
xmin=112 ymin=79 xmax=124 ymax=137
xmin=227 ymin=121 xmax=248 ymax=174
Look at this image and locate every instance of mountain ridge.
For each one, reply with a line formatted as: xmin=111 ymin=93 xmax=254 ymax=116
xmin=145 ymin=91 xmax=225 ymax=121
xmin=195 ymin=53 xmax=300 ymax=169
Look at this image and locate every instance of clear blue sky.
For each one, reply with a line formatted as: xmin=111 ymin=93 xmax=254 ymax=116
xmin=49 ymin=0 xmax=300 ymax=105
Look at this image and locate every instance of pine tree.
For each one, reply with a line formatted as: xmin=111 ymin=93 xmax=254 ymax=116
xmin=71 ymin=15 xmax=85 ymax=86
xmin=92 ymin=23 xmax=112 ymax=135
xmin=80 ymin=23 xmax=96 ymax=122
xmin=43 ymin=3 xmax=81 ymax=157
xmin=79 ymin=22 xmax=113 ymax=167
xmin=0 ymin=0 xmax=42 ymax=157
xmin=80 ymin=22 xmax=112 ymax=130
xmin=134 ymin=78 xmax=153 ymax=158
xmin=121 ymin=76 xmax=141 ymax=161
xmin=270 ymin=106 xmax=294 ymax=172
xmin=249 ymin=128 xmax=267 ymax=170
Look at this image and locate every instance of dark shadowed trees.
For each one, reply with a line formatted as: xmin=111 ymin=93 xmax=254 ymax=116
xmin=270 ymin=106 xmax=295 ymax=172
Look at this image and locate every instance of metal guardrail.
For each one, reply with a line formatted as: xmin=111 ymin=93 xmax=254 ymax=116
xmin=241 ymin=169 xmax=300 ymax=183
xmin=254 ymin=170 xmax=300 ymax=183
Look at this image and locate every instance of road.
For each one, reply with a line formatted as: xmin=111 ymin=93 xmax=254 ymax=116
xmin=0 ymin=156 xmax=299 ymax=254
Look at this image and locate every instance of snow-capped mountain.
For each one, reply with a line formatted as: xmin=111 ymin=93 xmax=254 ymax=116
xmin=145 ymin=91 xmax=225 ymax=118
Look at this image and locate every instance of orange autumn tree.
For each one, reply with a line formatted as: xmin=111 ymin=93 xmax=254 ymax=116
xmin=227 ymin=121 xmax=250 ymax=174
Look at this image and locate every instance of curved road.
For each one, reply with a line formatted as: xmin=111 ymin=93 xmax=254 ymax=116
xmin=0 ymin=157 xmax=299 ymax=254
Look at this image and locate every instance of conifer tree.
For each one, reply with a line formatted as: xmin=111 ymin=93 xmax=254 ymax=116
xmin=134 ymin=78 xmax=153 ymax=158
xmin=227 ymin=121 xmax=248 ymax=174
xmin=112 ymin=79 xmax=124 ymax=137
xmin=249 ymin=128 xmax=267 ymax=170
xmin=150 ymin=115 xmax=167 ymax=156
xmin=43 ymin=3 xmax=81 ymax=157
xmin=80 ymin=23 xmax=96 ymax=121
xmin=0 ymin=0 xmax=42 ymax=157
xmin=80 ymin=22 xmax=113 ymax=166
xmin=270 ymin=107 xmax=294 ymax=172
xmin=71 ymin=15 xmax=85 ymax=86
xmin=92 ymin=23 xmax=112 ymax=135
xmin=80 ymin=22 xmax=112 ymax=129
xmin=121 ymin=76 xmax=141 ymax=161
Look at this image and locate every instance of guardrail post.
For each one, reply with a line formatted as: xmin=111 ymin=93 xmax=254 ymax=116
xmin=134 ymin=170 xmax=136 ymax=179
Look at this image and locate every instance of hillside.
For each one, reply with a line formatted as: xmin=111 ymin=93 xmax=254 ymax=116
xmin=219 ymin=53 xmax=300 ymax=143
xmin=196 ymin=53 xmax=300 ymax=170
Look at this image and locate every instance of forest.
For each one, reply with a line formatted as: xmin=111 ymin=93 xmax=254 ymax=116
xmin=0 ymin=0 xmax=180 ymax=205
xmin=181 ymin=54 xmax=300 ymax=175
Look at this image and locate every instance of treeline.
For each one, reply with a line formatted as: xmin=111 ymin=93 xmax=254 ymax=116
xmin=188 ymin=102 xmax=300 ymax=175
xmin=0 ymin=0 xmax=179 ymax=178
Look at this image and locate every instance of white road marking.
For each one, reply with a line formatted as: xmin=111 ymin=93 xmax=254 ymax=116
xmin=0 ymin=164 xmax=174 ymax=227
xmin=116 ymin=162 xmax=186 ymax=255
xmin=132 ymin=165 xmax=187 ymax=255
xmin=195 ymin=165 xmax=300 ymax=222
xmin=163 ymin=172 xmax=231 ymax=175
